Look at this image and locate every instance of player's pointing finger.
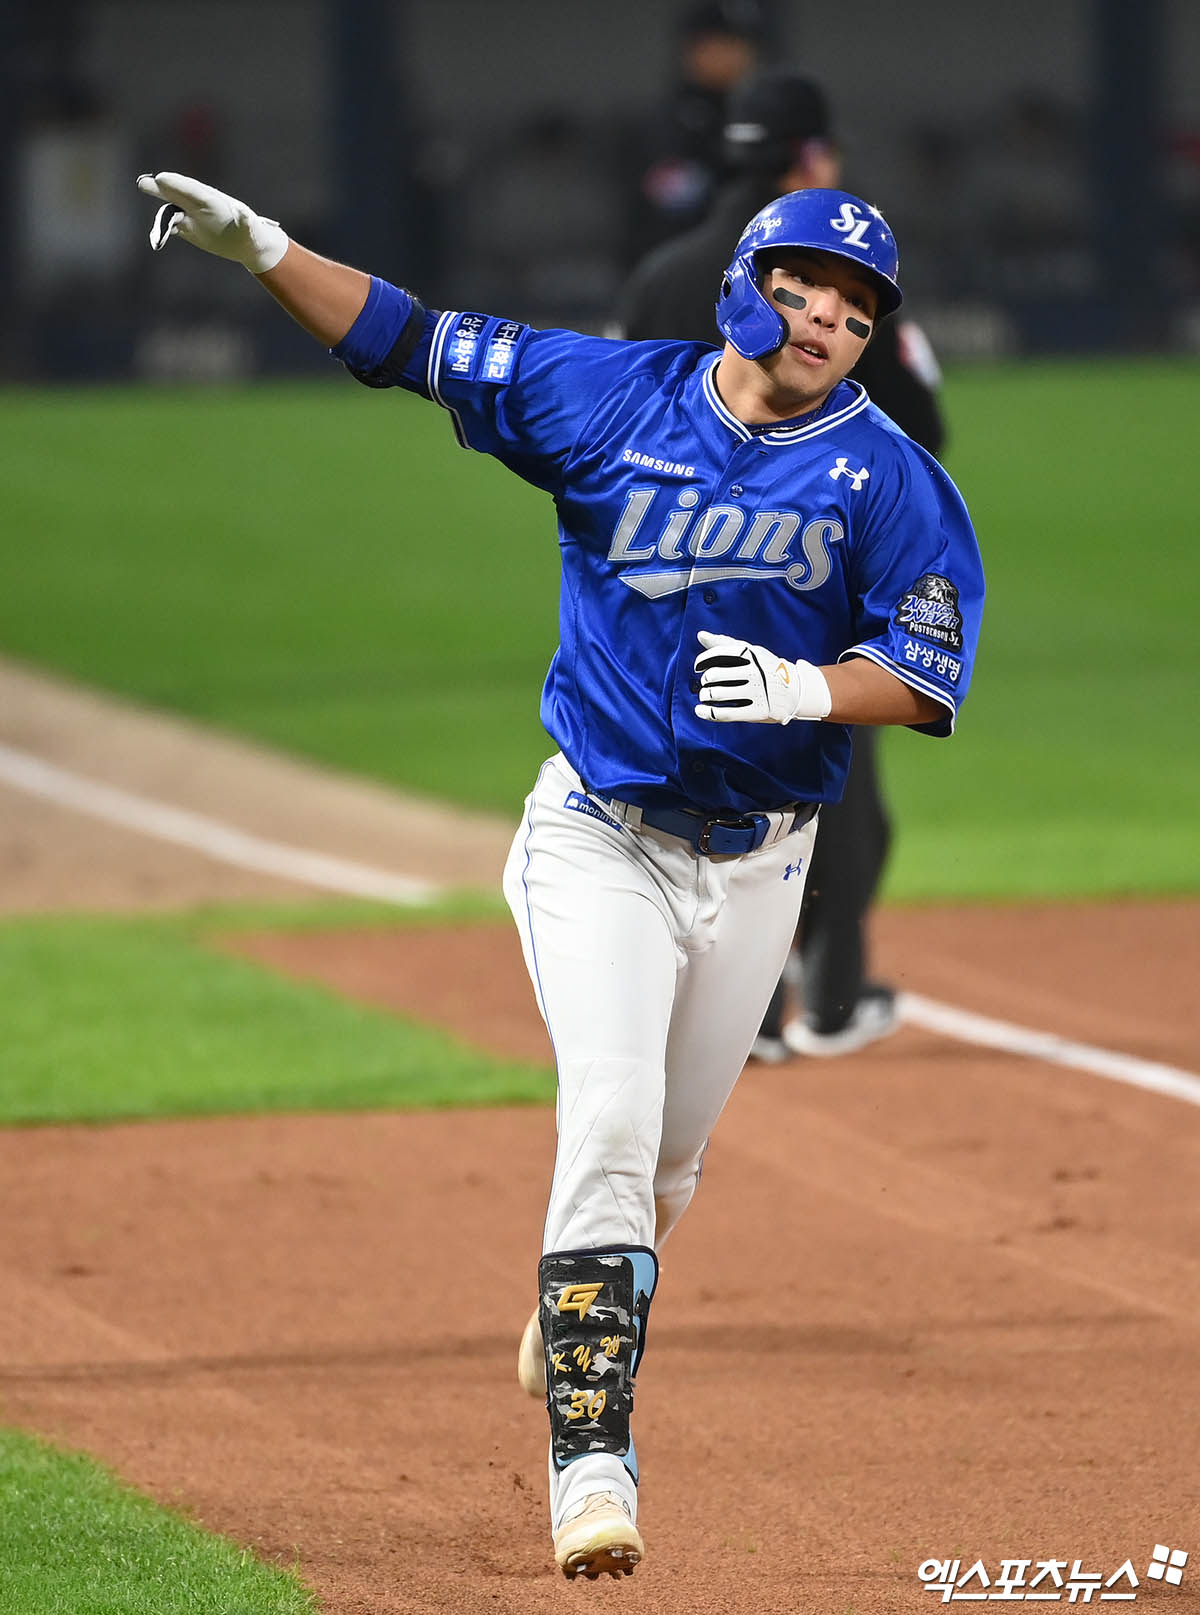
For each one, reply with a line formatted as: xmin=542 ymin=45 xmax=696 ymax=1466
xmin=146 ymin=171 xmax=207 ymax=207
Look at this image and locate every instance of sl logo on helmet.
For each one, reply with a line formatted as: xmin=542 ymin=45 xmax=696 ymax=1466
xmin=829 ymin=201 xmax=873 ymax=248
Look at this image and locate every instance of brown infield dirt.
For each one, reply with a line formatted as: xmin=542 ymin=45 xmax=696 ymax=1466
xmin=2 ymin=658 xmax=1199 ymax=1613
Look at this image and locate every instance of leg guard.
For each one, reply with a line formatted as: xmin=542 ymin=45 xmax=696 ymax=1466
xmin=538 ymin=1245 xmax=658 ymax=1486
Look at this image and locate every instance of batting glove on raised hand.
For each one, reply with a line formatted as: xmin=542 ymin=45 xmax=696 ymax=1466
xmin=135 ymin=171 xmax=289 ymax=273
xmin=693 ymin=630 xmax=832 ymax=723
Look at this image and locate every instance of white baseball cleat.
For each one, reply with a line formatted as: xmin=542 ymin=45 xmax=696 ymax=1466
xmin=553 ymin=1491 xmax=644 ymax=1580
xmin=516 ymin=1306 xmax=546 ymax=1398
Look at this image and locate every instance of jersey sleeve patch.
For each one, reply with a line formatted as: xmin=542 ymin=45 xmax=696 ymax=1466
xmin=442 ymin=314 xmax=529 ymax=385
xmin=893 ymin=572 xmax=964 ymax=652
xmin=483 ymin=321 xmax=523 ymax=381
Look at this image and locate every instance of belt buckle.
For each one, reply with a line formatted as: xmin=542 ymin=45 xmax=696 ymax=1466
xmin=696 ymin=814 xmax=753 ymax=855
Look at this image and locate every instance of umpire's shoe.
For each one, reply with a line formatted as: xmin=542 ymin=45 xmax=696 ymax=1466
xmin=554 ymin=1492 xmax=644 ymax=1580
xmin=516 ymin=1306 xmax=546 ymax=1397
xmin=782 ymin=983 xmax=899 ymax=1057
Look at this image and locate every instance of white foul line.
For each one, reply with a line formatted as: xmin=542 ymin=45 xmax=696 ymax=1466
xmin=900 ymin=991 xmax=1200 ymax=1108
xmin=3 ymin=739 xmax=1198 ymax=1108
xmin=0 ymin=742 xmax=437 ymax=906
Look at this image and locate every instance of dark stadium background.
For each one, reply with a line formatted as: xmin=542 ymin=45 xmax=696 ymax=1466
xmin=2 ymin=0 xmax=1196 ymax=382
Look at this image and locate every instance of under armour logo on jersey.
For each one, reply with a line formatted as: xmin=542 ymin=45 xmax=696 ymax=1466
xmin=783 ymin=860 xmax=805 ymax=881
xmin=829 ymin=457 xmax=870 ymax=491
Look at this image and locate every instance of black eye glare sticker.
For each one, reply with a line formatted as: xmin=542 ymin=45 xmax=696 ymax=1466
xmin=773 ymin=285 xmax=871 ymax=339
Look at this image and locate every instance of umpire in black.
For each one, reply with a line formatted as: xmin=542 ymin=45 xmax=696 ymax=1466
xmin=613 ymin=68 xmax=947 ymax=1058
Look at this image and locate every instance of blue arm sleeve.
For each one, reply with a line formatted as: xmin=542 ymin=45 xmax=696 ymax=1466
xmin=331 ymin=277 xmax=434 ymax=390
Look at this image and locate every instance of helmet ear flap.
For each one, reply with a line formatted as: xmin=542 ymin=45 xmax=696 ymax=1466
xmin=715 ymin=252 xmax=788 ymax=360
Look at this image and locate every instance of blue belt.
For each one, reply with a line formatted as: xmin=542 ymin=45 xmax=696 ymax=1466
xmin=587 ymin=791 xmax=818 ymax=857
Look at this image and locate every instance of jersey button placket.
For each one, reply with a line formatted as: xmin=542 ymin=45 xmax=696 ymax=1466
xmin=674 ymin=442 xmax=749 ymax=770
xmin=701 ymin=467 xmax=749 ymax=604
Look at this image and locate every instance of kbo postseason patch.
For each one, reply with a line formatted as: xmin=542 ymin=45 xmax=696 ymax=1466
xmin=894 ymin=573 xmax=964 ymax=651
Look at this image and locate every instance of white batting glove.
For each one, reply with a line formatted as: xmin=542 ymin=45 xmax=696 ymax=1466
xmin=135 ymin=171 xmax=289 ymax=274
xmin=693 ymin=630 xmax=832 ymax=723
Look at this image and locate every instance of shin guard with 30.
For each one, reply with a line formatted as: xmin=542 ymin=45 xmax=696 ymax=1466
xmin=537 ymin=1246 xmax=658 ymax=1484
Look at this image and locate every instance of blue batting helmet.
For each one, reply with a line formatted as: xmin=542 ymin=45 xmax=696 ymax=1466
xmin=715 ymin=189 xmax=903 ymax=359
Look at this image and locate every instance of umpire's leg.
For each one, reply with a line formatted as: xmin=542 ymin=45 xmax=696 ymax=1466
xmin=797 ymin=727 xmax=891 ymax=1034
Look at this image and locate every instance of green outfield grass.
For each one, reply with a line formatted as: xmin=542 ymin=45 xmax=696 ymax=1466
xmin=1 ymin=380 xmax=559 ymax=811
xmin=0 ymin=357 xmax=1196 ymax=897
xmin=879 ymin=357 xmax=1199 ymax=896
xmin=0 ymin=899 xmax=550 ymax=1127
xmin=0 ymin=1430 xmax=317 ymax=1615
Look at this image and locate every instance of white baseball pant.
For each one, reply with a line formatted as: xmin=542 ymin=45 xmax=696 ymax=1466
xmin=503 ymin=752 xmax=817 ymax=1257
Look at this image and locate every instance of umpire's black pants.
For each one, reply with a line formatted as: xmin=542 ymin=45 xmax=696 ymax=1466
xmin=761 ymin=727 xmax=892 ymax=1037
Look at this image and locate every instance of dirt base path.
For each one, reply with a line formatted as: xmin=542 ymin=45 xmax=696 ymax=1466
xmin=3 ymin=1005 xmax=1199 ymax=1614
xmin=3 ymin=657 xmax=1199 ymax=1612
xmin=0 ymin=654 xmax=513 ymax=910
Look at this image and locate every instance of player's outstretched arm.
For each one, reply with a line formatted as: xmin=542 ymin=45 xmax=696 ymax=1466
xmin=256 ymin=244 xmax=370 ymax=348
xmin=136 ymin=172 xmax=370 ymax=347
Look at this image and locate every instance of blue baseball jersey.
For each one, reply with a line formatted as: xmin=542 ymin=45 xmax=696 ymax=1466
xmin=334 ymin=279 xmax=984 ymax=816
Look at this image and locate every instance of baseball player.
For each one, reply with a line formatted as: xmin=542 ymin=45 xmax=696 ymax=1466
xmin=615 ymin=68 xmax=949 ymax=1060
xmin=137 ymin=170 xmax=984 ymax=1582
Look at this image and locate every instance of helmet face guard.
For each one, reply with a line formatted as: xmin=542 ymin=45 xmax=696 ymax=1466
xmin=716 ymin=188 xmax=903 ymax=359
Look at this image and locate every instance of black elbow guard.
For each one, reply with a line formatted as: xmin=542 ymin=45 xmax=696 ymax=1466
xmin=347 ymin=294 xmax=429 ymax=389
